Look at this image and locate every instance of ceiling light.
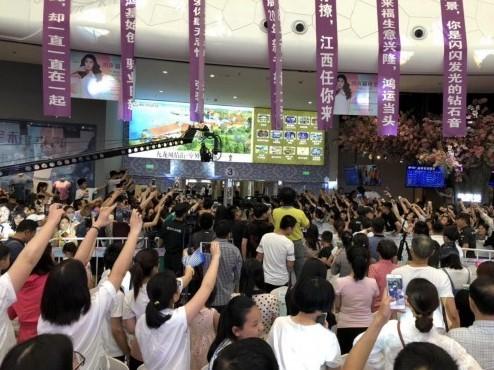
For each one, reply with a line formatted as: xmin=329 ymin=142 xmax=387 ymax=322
xmin=162 ymin=70 xmax=168 ymax=74
xmin=209 ymin=74 xmax=215 ymax=78
xmin=308 ymin=101 xmax=312 ymax=105
xmin=159 ymin=90 xmax=164 ymax=93
xmin=233 ymin=96 xmax=238 ymax=99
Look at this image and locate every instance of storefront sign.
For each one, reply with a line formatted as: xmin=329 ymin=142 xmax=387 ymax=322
xmin=189 ymin=0 xmax=206 ymax=123
xmin=263 ymin=0 xmax=284 ymax=130
xmin=119 ymin=0 xmax=136 ymax=121
xmin=440 ymin=0 xmax=467 ymax=137
xmin=315 ymin=0 xmax=338 ymax=130
xmin=377 ymin=0 xmax=401 ymax=136
xmin=42 ymin=0 xmax=71 ymax=117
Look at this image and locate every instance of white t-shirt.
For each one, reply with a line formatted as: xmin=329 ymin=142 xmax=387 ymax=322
xmin=0 ymin=273 xmax=17 ymax=363
xmin=257 ymin=233 xmax=295 ymax=286
xmin=391 ymin=265 xmax=454 ymax=330
xmin=136 ymin=306 xmax=190 ymax=370
xmin=38 ymin=280 xmax=117 ymax=370
xmin=123 ymin=278 xmax=183 ymax=321
xmin=101 ymin=290 xmax=125 ymax=358
xmin=267 ymin=316 xmax=341 ymax=370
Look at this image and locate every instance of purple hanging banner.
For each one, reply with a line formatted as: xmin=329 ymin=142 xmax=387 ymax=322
xmin=377 ymin=0 xmax=401 ymax=136
xmin=263 ymin=0 xmax=283 ymax=130
xmin=315 ymin=0 xmax=338 ymax=130
xmin=42 ymin=0 xmax=71 ymax=117
xmin=440 ymin=0 xmax=467 ymax=137
xmin=189 ymin=0 xmax=206 ymax=123
xmin=119 ymin=0 xmax=136 ymax=122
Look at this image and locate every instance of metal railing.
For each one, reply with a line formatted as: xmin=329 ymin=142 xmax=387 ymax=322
xmin=49 ymin=237 xmax=167 ymax=284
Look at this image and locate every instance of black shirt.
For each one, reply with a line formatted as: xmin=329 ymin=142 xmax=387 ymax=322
xmin=231 ymin=221 xmax=247 ymax=250
xmin=459 ymin=226 xmax=476 ymax=258
xmin=160 ymin=219 xmax=190 ymax=255
xmin=189 ymin=230 xmax=216 ymax=249
xmin=382 ymin=212 xmax=398 ymax=232
xmin=243 ymin=220 xmax=274 ymax=258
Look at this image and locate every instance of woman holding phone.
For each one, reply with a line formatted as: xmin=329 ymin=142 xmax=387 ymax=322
xmin=354 ymin=278 xmax=481 ymax=370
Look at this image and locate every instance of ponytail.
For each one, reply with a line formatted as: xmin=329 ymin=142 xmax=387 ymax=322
xmin=145 ymin=300 xmax=172 ymax=329
xmin=406 ymin=278 xmax=439 ymax=334
xmin=414 ymin=313 xmax=434 ymax=333
xmin=130 ymin=249 xmax=159 ymax=300
xmin=347 ymin=246 xmax=370 ymax=281
xmin=144 ymin=271 xmax=179 ymax=329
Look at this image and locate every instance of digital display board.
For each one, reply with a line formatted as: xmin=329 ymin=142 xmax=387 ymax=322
xmin=406 ymin=166 xmax=445 ymax=188
xmin=129 ymin=100 xmax=253 ymax=163
xmin=252 ymin=108 xmax=325 ymax=166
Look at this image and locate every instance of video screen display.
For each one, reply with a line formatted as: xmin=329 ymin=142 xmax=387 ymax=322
xmin=406 ymin=166 xmax=445 ymax=188
xmin=343 ymin=165 xmax=381 ymax=186
xmin=129 ymin=100 xmax=253 ymax=163
xmin=252 ymin=108 xmax=325 ymax=166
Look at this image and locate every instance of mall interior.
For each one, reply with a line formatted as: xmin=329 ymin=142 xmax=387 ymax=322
xmin=0 ymin=1 xmax=494 ymax=370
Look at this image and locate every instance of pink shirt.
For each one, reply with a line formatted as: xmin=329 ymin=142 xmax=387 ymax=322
xmin=368 ymin=260 xmax=399 ymax=310
xmin=335 ymin=276 xmax=379 ymax=328
xmin=8 ymin=274 xmax=48 ymax=343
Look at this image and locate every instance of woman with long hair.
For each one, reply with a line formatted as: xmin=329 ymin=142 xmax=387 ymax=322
xmin=207 ymin=295 xmax=264 ymax=370
xmin=133 ymin=242 xmax=220 ymax=370
xmin=334 ymin=74 xmax=352 ymax=115
xmin=359 ymin=278 xmax=481 ymax=370
xmin=0 ymin=204 xmax=64 ymax=363
xmin=123 ymin=248 xmax=194 ymax=370
xmin=8 ymin=244 xmax=56 ymax=342
xmin=335 ymin=246 xmax=379 ymax=354
xmin=38 ymin=208 xmax=142 ymax=370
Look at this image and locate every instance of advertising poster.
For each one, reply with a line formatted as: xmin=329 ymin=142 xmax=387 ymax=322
xmin=334 ymin=73 xmax=377 ymax=116
xmin=0 ymin=120 xmax=96 ymax=191
xmin=252 ymin=108 xmax=325 ymax=166
xmin=70 ymin=51 xmax=121 ymax=101
xmin=129 ymin=100 xmax=253 ymax=163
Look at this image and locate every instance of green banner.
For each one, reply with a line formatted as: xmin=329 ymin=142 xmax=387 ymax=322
xmin=253 ymin=108 xmax=325 ymax=166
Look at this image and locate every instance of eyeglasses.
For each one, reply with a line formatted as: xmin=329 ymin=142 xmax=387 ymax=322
xmin=73 ymin=351 xmax=86 ymax=370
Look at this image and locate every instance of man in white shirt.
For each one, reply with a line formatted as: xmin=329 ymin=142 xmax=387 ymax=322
xmin=448 ymin=277 xmax=494 ymax=370
xmin=391 ymin=235 xmax=460 ymax=330
xmin=257 ymin=215 xmax=296 ymax=291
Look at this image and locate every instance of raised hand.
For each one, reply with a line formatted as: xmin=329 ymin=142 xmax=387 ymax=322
xmin=129 ymin=209 xmax=143 ymax=233
xmin=47 ymin=203 xmax=65 ymax=224
xmin=94 ymin=204 xmax=117 ymax=228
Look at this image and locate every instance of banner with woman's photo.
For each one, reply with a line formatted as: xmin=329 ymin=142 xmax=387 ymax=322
xmin=333 ymin=73 xmax=378 ymax=116
xmin=70 ymin=51 xmax=121 ymax=101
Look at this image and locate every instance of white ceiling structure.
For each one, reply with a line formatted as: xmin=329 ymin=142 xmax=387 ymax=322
xmin=1 ymin=0 xmax=494 ymax=73
xmin=0 ymin=0 xmax=493 ymax=108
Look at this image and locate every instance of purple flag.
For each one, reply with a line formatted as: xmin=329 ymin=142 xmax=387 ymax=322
xmin=315 ymin=0 xmax=338 ymax=130
xmin=377 ymin=0 xmax=401 ymax=137
xmin=440 ymin=0 xmax=467 ymax=137
xmin=119 ymin=0 xmax=136 ymax=122
xmin=42 ymin=0 xmax=71 ymax=117
xmin=263 ymin=0 xmax=283 ymax=130
xmin=189 ymin=0 xmax=206 ymax=123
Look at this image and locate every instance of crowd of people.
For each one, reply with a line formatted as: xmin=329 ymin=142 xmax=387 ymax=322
xmin=0 ymin=171 xmax=493 ymax=370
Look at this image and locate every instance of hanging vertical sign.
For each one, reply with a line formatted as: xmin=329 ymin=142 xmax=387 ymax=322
xmin=377 ymin=0 xmax=401 ymax=136
xmin=119 ymin=0 xmax=137 ymax=122
xmin=42 ymin=0 xmax=71 ymax=117
xmin=189 ymin=0 xmax=206 ymax=123
xmin=315 ymin=0 xmax=338 ymax=130
xmin=440 ymin=0 xmax=467 ymax=137
xmin=263 ymin=0 xmax=283 ymax=130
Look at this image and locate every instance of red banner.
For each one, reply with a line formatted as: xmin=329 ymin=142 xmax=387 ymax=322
xmin=42 ymin=0 xmax=71 ymax=117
